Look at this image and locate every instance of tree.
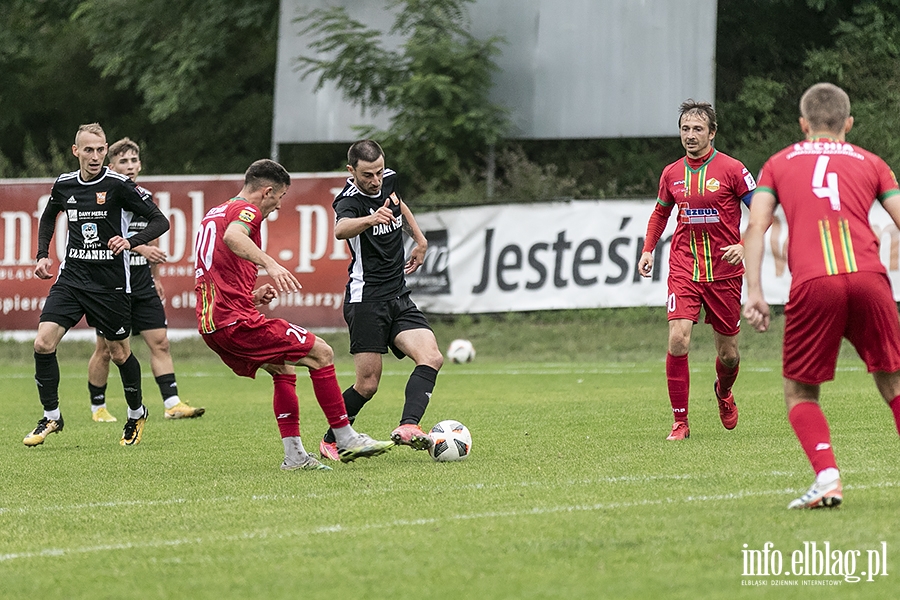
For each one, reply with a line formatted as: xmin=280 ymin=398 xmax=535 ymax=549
xmin=71 ymin=0 xmax=280 ymax=174
xmin=295 ymin=0 xmax=509 ymax=194
xmin=715 ymin=0 xmax=900 ymax=175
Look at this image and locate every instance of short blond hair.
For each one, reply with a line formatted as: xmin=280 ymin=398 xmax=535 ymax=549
xmin=75 ymin=122 xmax=105 ymax=145
xmin=800 ymin=83 xmax=851 ymax=134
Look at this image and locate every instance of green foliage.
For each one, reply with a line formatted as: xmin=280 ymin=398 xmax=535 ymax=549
xmin=717 ymin=0 xmax=900 ymax=175
xmin=295 ymin=0 xmax=509 ymax=194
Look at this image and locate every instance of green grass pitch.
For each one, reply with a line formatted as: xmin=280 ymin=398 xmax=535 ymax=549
xmin=1 ymin=314 xmax=899 ymax=599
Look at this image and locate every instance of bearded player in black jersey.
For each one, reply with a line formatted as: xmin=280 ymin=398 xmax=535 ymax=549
xmin=24 ymin=123 xmax=169 ymax=448
xmin=319 ymin=139 xmax=444 ymax=460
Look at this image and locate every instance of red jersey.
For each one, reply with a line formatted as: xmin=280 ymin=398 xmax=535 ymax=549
xmin=646 ymin=149 xmax=755 ymax=282
xmin=194 ymin=198 xmax=265 ymax=334
xmin=756 ymin=138 xmax=900 ymax=287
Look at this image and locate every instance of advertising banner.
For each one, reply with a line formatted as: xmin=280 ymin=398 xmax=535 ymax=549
xmin=407 ymin=200 xmax=900 ymax=313
xmin=4 ymin=190 xmax=900 ymax=335
xmin=0 ymin=173 xmax=351 ymax=335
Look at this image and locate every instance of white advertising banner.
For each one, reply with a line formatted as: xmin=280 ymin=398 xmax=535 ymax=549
xmin=407 ymin=199 xmax=900 ymax=314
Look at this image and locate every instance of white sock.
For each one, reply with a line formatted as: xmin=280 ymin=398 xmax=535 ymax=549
xmin=127 ymin=406 xmax=146 ymax=420
xmin=45 ymin=409 xmax=61 ymax=421
xmin=816 ymin=467 xmax=840 ymax=485
xmin=90 ymin=404 xmax=106 ymax=413
xmin=282 ymin=436 xmax=308 ymax=460
xmin=331 ymin=425 xmax=357 ymax=448
xmin=164 ymin=396 xmax=181 ymax=409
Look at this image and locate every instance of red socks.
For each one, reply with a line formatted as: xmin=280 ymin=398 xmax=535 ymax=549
xmin=310 ymin=365 xmax=351 ymax=429
xmin=715 ymin=357 xmax=739 ymax=396
xmin=272 ymin=373 xmax=300 ymax=438
xmin=666 ymin=352 xmax=690 ymax=422
xmin=890 ymin=395 xmax=900 ymax=437
xmin=788 ymin=402 xmax=838 ymax=474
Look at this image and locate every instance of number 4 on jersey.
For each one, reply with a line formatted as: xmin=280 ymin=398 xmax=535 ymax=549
xmin=812 ymin=155 xmax=841 ymax=211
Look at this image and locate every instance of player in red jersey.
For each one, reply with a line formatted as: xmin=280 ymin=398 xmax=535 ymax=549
xmin=744 ymin=82 xmax=900 ymax=509
xmin=194 ymin=159 xmax=393 ymax=470
xmin=638 ymin=100 xmax=756 ymax=440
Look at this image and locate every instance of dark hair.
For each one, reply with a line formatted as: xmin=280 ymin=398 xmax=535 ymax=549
xmin=800 ymin=83 xmax=851 ymax=134
xmin=678 ymin=100 xmax=717 ymax=133
xmin=109 ymin=137 xmax=140 ymax=159
xmin=347 ymin=139 xmax=384 ymax=168
xmin=244 ymin=159 xmax=290 ymax=190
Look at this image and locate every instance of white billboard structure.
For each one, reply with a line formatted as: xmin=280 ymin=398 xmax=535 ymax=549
xmin=272 ymin=0 xmax=718 ymax=150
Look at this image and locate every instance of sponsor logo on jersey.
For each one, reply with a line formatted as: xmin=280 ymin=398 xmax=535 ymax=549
xmin=81 ymin=222 xmax=100 ymax=247
xmin=67 ymin=209 xmax=78 ymax=221
xmin=67 ymin=196 xmax=77 ymax=204
xmin=705 ymin=178 xmax=721 ymax=193
xmin=678 ymin=202 xmax=721 ymax=224
xmin=743 ymin=171 xmax=757 ymax=190
xmin=96 ymin=191 xmax=106 ymax=205
xmin=238 ymin=208 xmax=256 ymax=223
xmin=388 ymin=192 xmax=400 ymax=205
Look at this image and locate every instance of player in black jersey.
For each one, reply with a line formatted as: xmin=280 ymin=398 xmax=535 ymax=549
xmin=24 ymin=123 xmax=169 ymax=448
xmin=86 ymin=138 xmax=205 ymax=423
xmin=319 ymin=139 xmax=444 ymax=460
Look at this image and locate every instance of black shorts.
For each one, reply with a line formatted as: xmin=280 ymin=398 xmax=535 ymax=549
xmin=40 ymin=283 xmax=132 ymax=341
xmin=344 ymin=293 xmax=432 ymax=358
xmin=130 ymin=293 xmax=167 ymax=335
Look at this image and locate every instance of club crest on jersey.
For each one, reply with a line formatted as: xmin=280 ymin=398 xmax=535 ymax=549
xmin=96 ymin=192 xmax=106 ymax=205
xmin=705 ymin=178 xmax=720 ymax=193
xmin=388 ymin=192 xmax=400 ymax=205
xmin=81 ymin=222 xmax=100 ymax=247
xmin=678 ymin=202 xmax=720 ymax=224
xmin=238 ymin=208 xmax=256 ymax=223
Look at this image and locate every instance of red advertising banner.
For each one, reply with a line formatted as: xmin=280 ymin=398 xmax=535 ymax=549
xmin=0 ymin=173 xmax=351 ymax=333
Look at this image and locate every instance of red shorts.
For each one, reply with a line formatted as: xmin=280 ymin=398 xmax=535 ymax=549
xmin=666 ymin=275 xmax=742 ymax=336
xmin=202 ymin=317 xmax=316 ymax=378
xmin=784 ymin=271 xmax=900 ymax=384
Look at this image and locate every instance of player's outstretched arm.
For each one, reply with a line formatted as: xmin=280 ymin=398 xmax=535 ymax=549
xmin=223 ymin=222 xmax=300 ymax=293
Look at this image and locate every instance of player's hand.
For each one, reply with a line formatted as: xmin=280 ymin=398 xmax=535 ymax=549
xmin=404 ymin=242 xmax=427 ymax=274
xmin=253 ymin=283 xmax=278 ymax=306
xmin=369 ymin=198 xmax=395 ymax=227
xmin=136 ymin=245 xmax=168 ymax=264
xmin=742 ymin=295 xmax=771 ymax=332
xmin=108 ymin=235 xmax=131 ymax=255
xmin=154 ymin=279 xmax=167 ymax=305
xmin=721 ymin=244 xmax=744 ymax=265
xmin=637 ymin=251 xmax=653 ymax=278
xmin=35 ymin=257 xmax=54 ymax=280
xmin=265 ymin=262 xmax=301 ymax=294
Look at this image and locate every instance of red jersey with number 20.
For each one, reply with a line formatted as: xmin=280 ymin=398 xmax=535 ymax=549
xmin=756 ymin=138 xmax=900 ymax=287
xmin=195 ymin=198 xmax=264 ymax=334
xmin=653 ymin=150 xmax=756 ymax=282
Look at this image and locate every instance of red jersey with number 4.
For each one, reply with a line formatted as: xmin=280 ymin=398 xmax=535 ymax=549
xmin=654 ymin=150 xmax=756 ymax=282
xmin=756 ymin=138 xmax=900 ymax=287
xmin=195 ymin=198 xmax=264 ymax=334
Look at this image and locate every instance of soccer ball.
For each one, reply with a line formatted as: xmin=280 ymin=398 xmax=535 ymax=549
xmin=428 ymin=420 xmax=472 ymax=462
xmin=446 ymin=339 xmax=476 ymax=363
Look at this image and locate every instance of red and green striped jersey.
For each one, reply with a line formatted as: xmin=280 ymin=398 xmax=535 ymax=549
xmin=194 ymin=198 xmax=266 ymax=334
xmin=652 ymin=149 xmax=756 ymax=282
xmin=756 ymin=138 xmax=900 ymax=287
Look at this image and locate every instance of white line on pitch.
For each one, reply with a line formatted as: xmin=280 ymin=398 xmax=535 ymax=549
xmin=2 ymin=481 xmax=898 ymax=563
xmin=1 ymin=481 xmax=897 ymax=564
